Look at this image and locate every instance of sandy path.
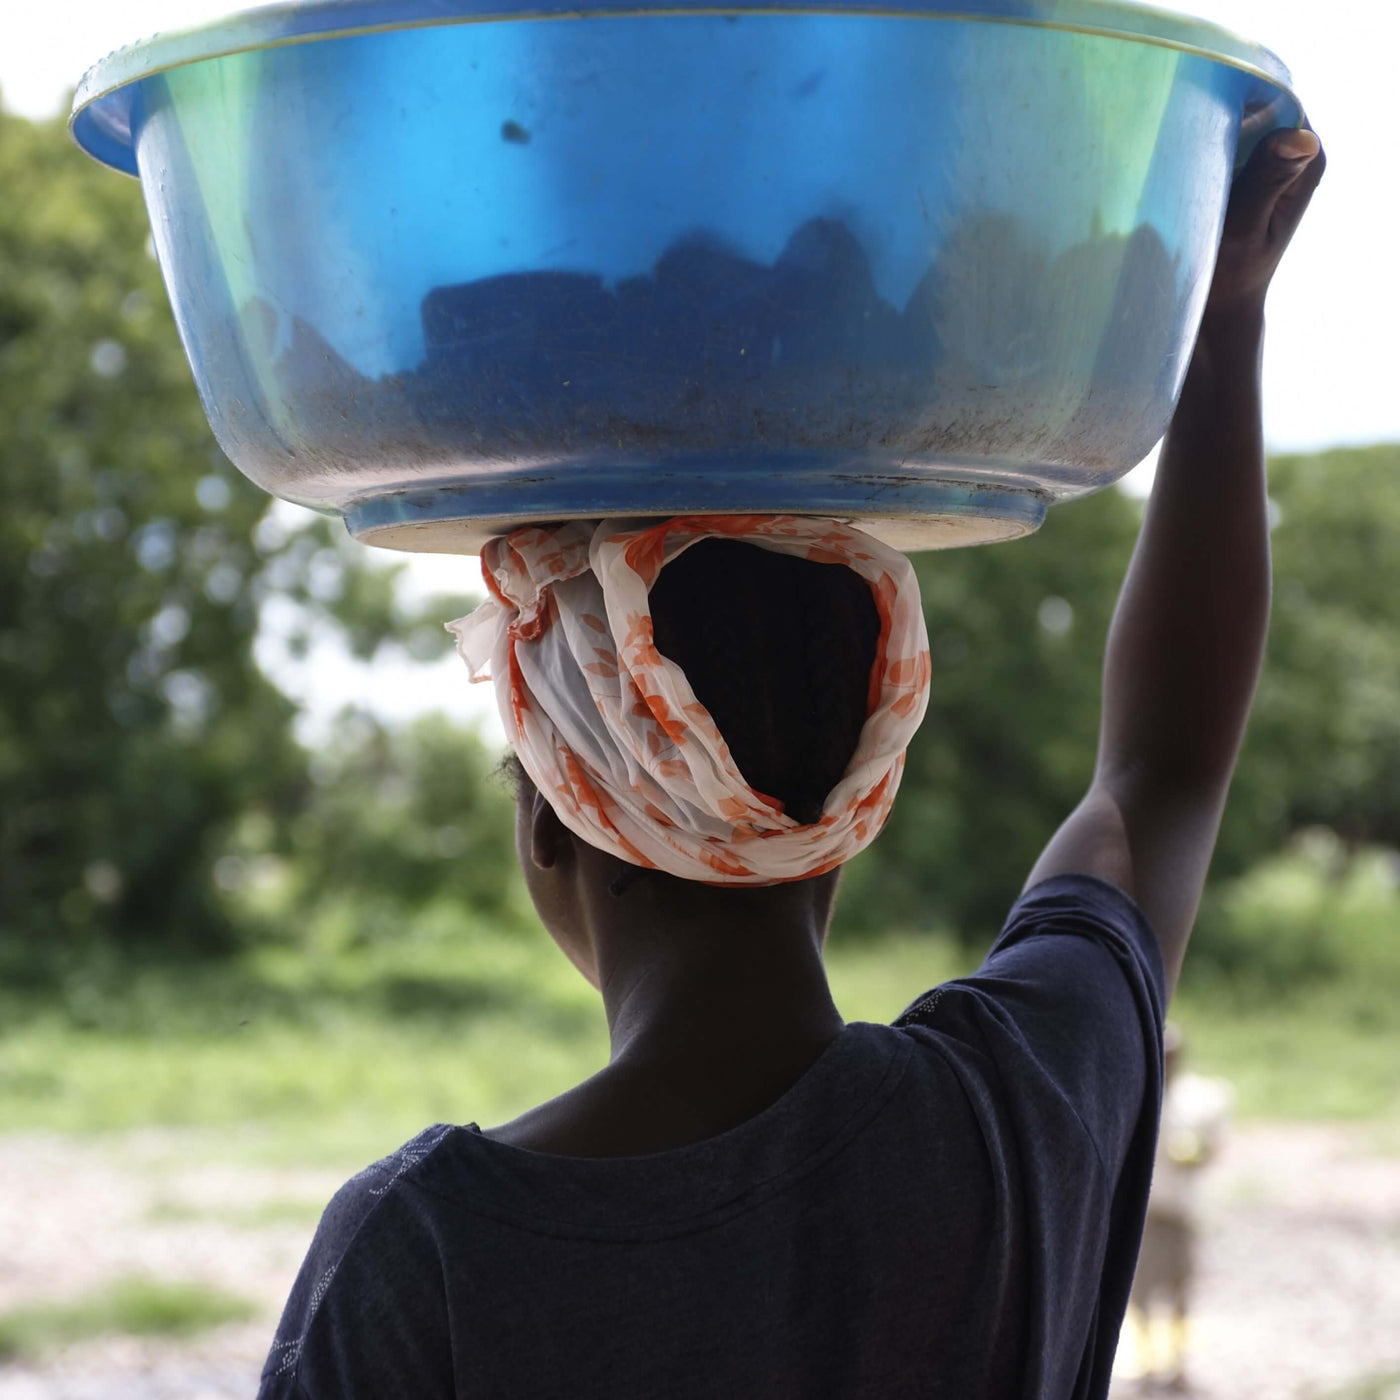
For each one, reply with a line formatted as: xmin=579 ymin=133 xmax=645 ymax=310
xmin=0 ymin=1131 xmax=340 ymax=1399
xmin=0 ymin=1123 xmax=1396 ymax=1398
xmin=1111 ymin=1123 xmax=1400 ymax=1400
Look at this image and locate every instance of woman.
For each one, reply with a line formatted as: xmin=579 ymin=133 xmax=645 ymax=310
xmin=260 ymin=127 xmax=1322 ymax=1399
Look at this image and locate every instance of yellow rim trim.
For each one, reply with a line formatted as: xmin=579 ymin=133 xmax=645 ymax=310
xmin=73 ymin=5 xmax=1301 ymax=127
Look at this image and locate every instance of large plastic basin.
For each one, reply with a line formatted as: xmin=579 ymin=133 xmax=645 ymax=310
xmin=72 ymin=0 xmax=1300 ymax=552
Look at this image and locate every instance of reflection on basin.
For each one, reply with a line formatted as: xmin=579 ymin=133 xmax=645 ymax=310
xmin=71 ymin=1 xmax=1301 ymax=552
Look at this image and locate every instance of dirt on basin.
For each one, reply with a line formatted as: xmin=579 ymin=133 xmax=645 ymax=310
xmin=0 ymin=1122 xmax=1396 ymax=1399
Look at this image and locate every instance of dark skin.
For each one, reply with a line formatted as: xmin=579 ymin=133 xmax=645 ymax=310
xmin=1026 ymin=123 xmax=1325 ymax=995
xmin=486 ymin=128 xmax=1325 ymax=1157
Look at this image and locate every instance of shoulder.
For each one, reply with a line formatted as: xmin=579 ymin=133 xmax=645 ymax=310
xmin=339 ymin=1122 xmax=461 ymax=1210
xmin=998 ymin=872 xmax=1162 ymax=968
xmin=897 ymin=874 xmax=1164 ymax=1033
xmin=259 ymin=1124 xmax=460 ymax=1398
xmin=309 ymin=1121 xmax=458 ymax=1266
xmin=893 ymin=874 xmax=1166 ymax=1174
xmin=973 ymin=872 xmax=1164 ymax=1022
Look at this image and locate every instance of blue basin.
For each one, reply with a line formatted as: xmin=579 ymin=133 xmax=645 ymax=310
xmin=72 ymin=0 xmax=1300 ymax=552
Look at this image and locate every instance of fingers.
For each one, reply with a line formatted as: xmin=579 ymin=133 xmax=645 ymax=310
xmin=1225 ymin=127 xmax=1325 ymax=240
xmin=1268 ymin=135 xmax=1326 ymax=246
xmin=1271 ymin=127 xmax=1322 ymax=163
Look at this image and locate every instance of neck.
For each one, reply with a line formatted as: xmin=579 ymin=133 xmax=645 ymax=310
xmin=583 ymin=870 xmax=846 ymax=1072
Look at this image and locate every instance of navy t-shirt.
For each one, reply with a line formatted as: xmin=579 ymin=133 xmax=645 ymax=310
xmin=260 ymin=874 xmax=1166 ymax=1399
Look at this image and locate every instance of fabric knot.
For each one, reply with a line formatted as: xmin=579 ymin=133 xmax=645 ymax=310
xmin=447 ymin=515 xmax=931 ymax=886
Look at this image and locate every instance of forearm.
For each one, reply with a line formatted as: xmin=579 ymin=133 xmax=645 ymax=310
xmin=1025 ymin=129 xmax=1321 ymax=988
xmin=1099 ymin=309 xmax=1271 ymax=797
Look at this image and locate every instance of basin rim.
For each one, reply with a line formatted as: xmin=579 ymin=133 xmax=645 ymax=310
xmin=71 ymin=0 xmax=1299 ymax=177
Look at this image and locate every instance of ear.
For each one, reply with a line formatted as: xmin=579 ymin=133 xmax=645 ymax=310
xmin=529 ymin=788 xmax=571 ymax=871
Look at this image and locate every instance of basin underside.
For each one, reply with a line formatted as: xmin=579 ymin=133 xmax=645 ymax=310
xmin=343 ymin=464 xmax=1049 ymax=553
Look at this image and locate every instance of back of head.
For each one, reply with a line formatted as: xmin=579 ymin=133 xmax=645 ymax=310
xmin=648 ymin=539 xmax=881 ymax=827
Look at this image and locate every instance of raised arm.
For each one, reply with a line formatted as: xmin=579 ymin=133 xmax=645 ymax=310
xmin=1027 ymin=128 xmax=1326 ymax=998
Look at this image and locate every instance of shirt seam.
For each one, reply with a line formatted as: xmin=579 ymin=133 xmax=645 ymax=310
xmin=987 ymin=874 xmax=1167 ymax=1175
xmin=402 ymin=1037 xmax=915 ymax=1241
xmin=1012 ymin=871 xmax=1167 ymax=1003
xmin=260 ymin=1127 xmax=455 ymax=1388
xmin=901 ymin=981 xmax=1116 ymax=1182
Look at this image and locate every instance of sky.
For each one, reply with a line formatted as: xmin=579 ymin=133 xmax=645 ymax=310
xmin=2 ymin=0 xmax=1395 ymax=744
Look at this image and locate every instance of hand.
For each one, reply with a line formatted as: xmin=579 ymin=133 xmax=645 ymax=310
xmin=1201 ymin=125 xmax=1325 ymax=336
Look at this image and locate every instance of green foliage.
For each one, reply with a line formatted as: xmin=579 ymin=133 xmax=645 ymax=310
xmin=0 ymin=1276 xmax=256 ymax=1359
xmin=0 ymin=899 xmax=608 ymax=1150
xmin=0 ymin=905 xmax=966 ymax=1153
xmin=1307 ymin=1368 xmax=1400 ymax=1400
xmin=0 ymin=900 xmax=1393 ymax=1153
xmin=0 ymin=111 xmax=489 ymax=956
xmin=0 ymin=110 xmax=304 ymax=952
xmin=841 ymin=443 xmax=1400 ymax=949
xmin=1171 ymin=977 xmax=1400 ymax=1121
xmin=4 ymin=105 xmax=1400 ymax=1000
xmin=283 ymin=710 xmax=524 ymax=937
xmin=144 ymin=1196 xmax=327 ymax=1228
xmin=838 ymin=486 xmax=1138 ymax=939
xmin=1188 ymin=831 xmax=1400 ymax=993
xmin=1221 ymin=445 xmax=1400 ymax=870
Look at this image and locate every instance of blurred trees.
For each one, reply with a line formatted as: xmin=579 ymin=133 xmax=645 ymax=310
xmin=1190 ymin=829 xmax=1400 ymax=994
xmin=1 ymin=107 xmax=296 ymax=952
xmin=280 ymin=710 xmax=520 ymax=942
xmin=841 ymin=442 xmax=1400 ymax=945
xmin=0 ymin=111 xmax=486 ymax=958
xmin=2 ymin=106 xmax=1397 ymax=976
xmin=1221 ymin=445 xmax=1400 ymax=864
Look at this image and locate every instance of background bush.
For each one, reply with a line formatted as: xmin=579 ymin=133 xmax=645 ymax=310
xmin=2 ymin=108 xmax=1398 ymax=998
xmin=0 ymin=111 xmax=474 ymax=960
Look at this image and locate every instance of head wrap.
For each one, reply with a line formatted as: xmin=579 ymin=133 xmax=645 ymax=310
xmin=448 ymin=515 xmax=930 ymax=885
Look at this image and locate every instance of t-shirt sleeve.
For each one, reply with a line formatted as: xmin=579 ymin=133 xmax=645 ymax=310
xmin=893 ymin=873 xmax=1167 ymax=1398
xmin=258 ymin=1126 xmax=457 ymax=1400
xmin=901 ymin=872 xmax=1166 ymax=1172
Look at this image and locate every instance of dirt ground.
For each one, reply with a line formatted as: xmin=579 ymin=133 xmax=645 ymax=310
xmin=0 ymin=1122 xmax=1396 ymax=1398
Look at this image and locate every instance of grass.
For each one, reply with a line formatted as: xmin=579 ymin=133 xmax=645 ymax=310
xmin=1168 ymin=983 xmax=1400 ymax=1121
xmin=1365 ymin=1119 xmax=1400 ymax=1158
xmin=0 ymin=911 xmax=974 ymax=1165
xmin=1307 ymin=1369 xmax=1400 ymax=1399
xmin=1170 ymin=843 xmax=1400 ymax=1121
xmin=144 ymin=1196 xmax=328 ymax=1228
xmin=0 ymin=1276 xmax=256 ymax=1360
xmin=0 ymin=897 xmax=1395 ymax=1168
xmin=0 ymin=908 xmax=608 ymax=1164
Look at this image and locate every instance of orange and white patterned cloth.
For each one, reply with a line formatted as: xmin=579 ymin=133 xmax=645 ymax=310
xmin=448 ymin=516 xmax=931 ymax=886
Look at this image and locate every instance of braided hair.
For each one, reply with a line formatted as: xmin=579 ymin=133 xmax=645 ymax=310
xmin=648 ymin=538 xmax=881 ymax=828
